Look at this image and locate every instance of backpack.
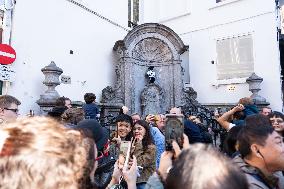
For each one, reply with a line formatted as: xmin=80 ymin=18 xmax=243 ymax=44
xmin=94 ymin=154 xmax=116 ymax=189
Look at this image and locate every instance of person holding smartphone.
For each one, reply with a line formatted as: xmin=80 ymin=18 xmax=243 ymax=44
xmin=132 ymin=120 xmax=156 ymax=189
xmin=113 ymin=114 xmax=133 ymax=141
xmin=145 ymin=114 xmax=165 ymax=168
xmin=109 ymin=114 xmax=134 ymax=160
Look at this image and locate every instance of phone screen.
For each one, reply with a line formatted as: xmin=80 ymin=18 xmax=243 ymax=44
xmin=119 ymin=138 xmax=137 ymax=171
xmin=120 ymin=141 xmax=131 ymax=157
xmin=165 ymin=114 xmax=184 ymax=151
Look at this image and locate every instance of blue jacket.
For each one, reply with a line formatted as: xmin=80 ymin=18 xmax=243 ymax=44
xmin=82 ymin=103 xmax=100 ymax=119
xmin=150 ymin=124 xmax=165 ymax=168
xmin=244 ymin=104 xmax=259 ymax=117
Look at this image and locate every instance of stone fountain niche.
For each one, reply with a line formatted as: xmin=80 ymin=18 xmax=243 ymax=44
xmin=101 ymin=23 xmax=193 ymax=117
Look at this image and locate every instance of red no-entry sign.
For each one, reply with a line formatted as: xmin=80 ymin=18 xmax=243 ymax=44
xmin=0 ymin=44 xmax=16 ymax=65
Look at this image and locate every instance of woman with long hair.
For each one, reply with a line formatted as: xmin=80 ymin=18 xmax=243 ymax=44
xmin=132 ymin=119 xmax=156 ymax=189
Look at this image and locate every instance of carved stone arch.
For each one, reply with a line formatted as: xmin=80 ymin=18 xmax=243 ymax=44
xmin=131 ymin=37 xmax=173 ymax=64
xmin=121 ymin=23 xmax=187 ymax=59
xmin=141 ymin=83 xmax=165 ymax=118
xmin=104 ymin=23 xmax=194 ymax=117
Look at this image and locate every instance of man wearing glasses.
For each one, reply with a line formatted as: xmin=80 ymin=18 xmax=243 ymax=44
xmin=0 ymin=95 xmax=21 ymax=124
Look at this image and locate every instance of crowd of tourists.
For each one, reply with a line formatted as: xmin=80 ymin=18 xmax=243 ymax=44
xmin=0 ymin=94 xmax=283 ymax=189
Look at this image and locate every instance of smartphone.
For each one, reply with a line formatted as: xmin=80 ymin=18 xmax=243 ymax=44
xmin=120 ymin=141 xmax=131 ymax=157
xmin=165 ymin=114 xmax=184 ymax=151
xmin=121 ymin=138 xmax=137 ymax=172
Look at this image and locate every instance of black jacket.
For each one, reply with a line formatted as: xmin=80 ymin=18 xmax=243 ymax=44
xmin=184 ymin=120 xmax=203 ymax=143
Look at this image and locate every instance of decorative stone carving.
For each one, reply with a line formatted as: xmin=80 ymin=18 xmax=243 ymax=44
xmin=246 ymin=73 xmax=270 ymax=106
xmin=36 ymin=61 xmax=63 ymax=114
xmin=181 ymin=87 xmax=200 ymax=114
xmin=101 ymin=86 xmax=116 ymax=102
xmin=101 ymin=63 xmax=124 ymax=106
xmin=101 ymin=23 xmax=199 ymax=116
xmin=141 ymin=83 xmax=164 ymax=117
xmin=132 ymin=38 xmax=172 ymax=63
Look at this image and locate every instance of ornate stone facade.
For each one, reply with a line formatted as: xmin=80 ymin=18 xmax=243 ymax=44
xmin=101 ymin=23 xmax=198 ymax=117
xmin=141 ymin=83 xmax=164 ymax=117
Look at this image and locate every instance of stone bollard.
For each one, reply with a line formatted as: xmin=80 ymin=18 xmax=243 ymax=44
xmin=36 ymin=61 xmax=63 ymax=115
xmin=246 ymin=73 xmax=269 ymax=107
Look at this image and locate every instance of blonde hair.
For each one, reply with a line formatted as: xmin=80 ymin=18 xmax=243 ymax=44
xmin=153 ymin=114 xmax=161 ymax=124
xmin=0 ymin=117 xmax=87 ymax=189
xmin=71 ymin=129 xmax=96 ymax=189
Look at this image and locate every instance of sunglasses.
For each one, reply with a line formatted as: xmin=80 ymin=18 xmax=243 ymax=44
xmin=4 ymin=108 xmax=19 ymax=113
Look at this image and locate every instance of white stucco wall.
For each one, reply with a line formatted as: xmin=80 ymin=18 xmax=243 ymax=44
xmin=8 ymin=0 xmax=129 ymax=115
xmin=144 ymin=0 xmax=283 ymax=111
xmin=3 ymin=0 xmax=283 ymax=115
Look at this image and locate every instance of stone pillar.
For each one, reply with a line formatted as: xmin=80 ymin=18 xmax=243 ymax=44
xmin=246 ymin=73 xmax=269 ymax=107
xmin=36 ymin=61 xmax=63 ymax=114
xmin=173 ymin=60 xmax=183 ymax=107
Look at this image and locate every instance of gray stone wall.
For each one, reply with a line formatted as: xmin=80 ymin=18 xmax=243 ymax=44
xmin=101 ymin=23 xmax=195 ymax=117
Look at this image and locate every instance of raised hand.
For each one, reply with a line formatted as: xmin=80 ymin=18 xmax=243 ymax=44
xmin=123 ymin=155 xmax=138 ymax=189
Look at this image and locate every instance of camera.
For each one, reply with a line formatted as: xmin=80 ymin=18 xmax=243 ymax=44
xmin=165 ymin=114 xmax=184 ymax=151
